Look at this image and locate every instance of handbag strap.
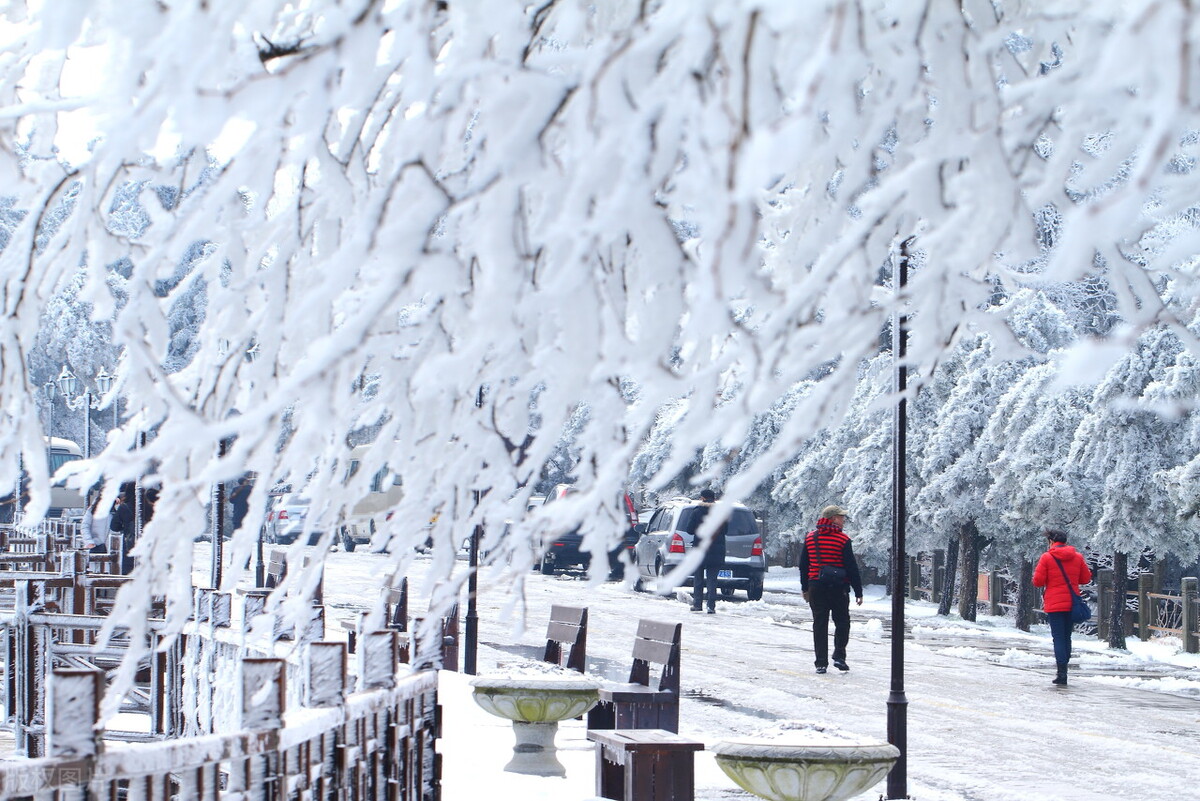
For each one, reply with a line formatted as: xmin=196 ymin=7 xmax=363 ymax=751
xmin=1050 ymin=555 xmax=1079 ymax=599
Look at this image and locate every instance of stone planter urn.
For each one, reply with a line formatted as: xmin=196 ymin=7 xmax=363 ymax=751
xmin=470 ymin=674 xmax=601 ymax=777
xmin=712 ymin=739 xmax=900 ymax=801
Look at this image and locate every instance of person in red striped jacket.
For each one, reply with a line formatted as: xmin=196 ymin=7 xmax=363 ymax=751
xmin=800 ymin=505 xmax=864 ymax=674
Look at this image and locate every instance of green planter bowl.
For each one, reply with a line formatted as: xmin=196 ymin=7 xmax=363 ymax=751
xmin=469 ymin=676 xmax=601 ymax=723
xmin=712 ymin=739 xmax=900 ymax=801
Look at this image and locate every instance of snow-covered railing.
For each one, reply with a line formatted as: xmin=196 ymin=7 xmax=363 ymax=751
xmin=0 ymin=644 xmax=440 ymax=800
xmin=1127 ymin=575 xmax=1199 ymax=653
xmin=2 ymin=513 xmax=81 ymax=549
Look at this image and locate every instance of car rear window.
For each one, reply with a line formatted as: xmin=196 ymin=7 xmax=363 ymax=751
xmin=675 ymin=506 xmax=757 ymax=536
xmin=676 ymin=506 xmax=706 ymax=533
xmin=727 ymin=508 xmax=758 ymax=536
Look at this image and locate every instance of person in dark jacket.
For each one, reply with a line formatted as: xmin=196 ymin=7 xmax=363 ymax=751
xmin=799 ymin=505 xmax=863 ymax=673
xmin=109 ymin=482 xmax=137 ymax=574
xmin=1032 ymin=528 xmax=1092 ymax=686
xmin=690 ymin=489 xmax=727 ymax=615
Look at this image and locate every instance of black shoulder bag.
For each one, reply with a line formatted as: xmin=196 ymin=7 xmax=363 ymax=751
xmin=1051 ymin=556 xmax=1092 ymax=624
xmin=814 ymin=530 xmax=847 ymax=587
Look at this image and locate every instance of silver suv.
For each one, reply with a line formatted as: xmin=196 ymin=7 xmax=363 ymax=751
xmin=632 ymin=498 xmax=766 ymax=600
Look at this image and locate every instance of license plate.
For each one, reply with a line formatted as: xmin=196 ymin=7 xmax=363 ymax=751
xmin=718 ymin=570 xmax=732 ymax=579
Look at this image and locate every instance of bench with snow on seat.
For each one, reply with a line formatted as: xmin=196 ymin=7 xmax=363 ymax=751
xmin=586 ymin=618 xmax=681 ymax=733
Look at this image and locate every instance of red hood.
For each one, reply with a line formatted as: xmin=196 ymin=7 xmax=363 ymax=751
xmin=1048 ymin=544 xmax=1081 ymax=560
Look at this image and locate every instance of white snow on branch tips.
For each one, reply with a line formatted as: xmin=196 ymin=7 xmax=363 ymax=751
xmin=2 ymin=1 xmax=1200 ymax=721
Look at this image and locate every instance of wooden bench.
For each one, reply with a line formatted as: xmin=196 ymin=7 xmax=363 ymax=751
xmin=263 ymin=549 xmax=324 ymax=602
xmin=588 ymin=728 xmax=705 ymax=801
xmin=543 ymin=604 xmax=588 ymax=672
xmin=345 ymin=577 xmax=408 ymax=653
xmin=587 ymin=619 xmax=681 ymax=733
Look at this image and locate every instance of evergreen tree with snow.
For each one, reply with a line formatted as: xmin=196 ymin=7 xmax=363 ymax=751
xmin=1067 ymin=326 xmax=1193 ymax=648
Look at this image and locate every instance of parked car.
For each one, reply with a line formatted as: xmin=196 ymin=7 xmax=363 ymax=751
xmin=265 ymin=492 xmax=324 ymax=545
xmin=536 ymin=485 xmax=640 ymax=578
xmin=632 ymin=497 xmax=766 ymax=600
xmin=339 ymin=445 xmax=404 ymax=552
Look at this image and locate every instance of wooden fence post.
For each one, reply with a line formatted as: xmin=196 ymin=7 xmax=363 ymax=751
xmin=932 ymin=550 xmax=944 ymax=603
xmin=211 ymin=591 xmax=232 ymax=627
xmin=1137 ymin=573 xmax=1153 ymax=642
xmin=1182 ymin=577 xmax=1198 ymax=655
xmin=907 ymin=556 xmax=920 ymax=600
xmin=48 ymin=669 xmax=102 ymax=759
xmin=359 ymin=631 xmax=398 ymax=691
xmin=194 ymin=587 xmax=211 ymax=623
xmin=306 ymin=642 xmax=348 ymax=707
xmin=303 ymin=604 xmax=325 ymax=642
xmin=240 ymin=659 xmax=285 ymax=798
xmin=988 ymin=572 xmax=1003 ymax=617
xmin=241 ymin=658 xmax=285 ymax=730
xmin=1097 ymin=569 xmax=1113 ymax=641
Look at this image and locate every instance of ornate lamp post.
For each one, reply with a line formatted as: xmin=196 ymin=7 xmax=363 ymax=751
xmin=43 ymin=381 xmax=56 ymax=440
xmin=57 ymin=366 xmax=111 ymax=459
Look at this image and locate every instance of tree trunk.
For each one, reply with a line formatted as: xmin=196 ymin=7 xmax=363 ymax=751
xmin=1014 ymin=558 xmax=1034 ymax=632
xmin=957 ymin=521 xmax=981 ymax=622
xmin=937 ymin=535 xmax=959 ymax=616
xmin=1109 ymin=550 xmax=1128 ymax=650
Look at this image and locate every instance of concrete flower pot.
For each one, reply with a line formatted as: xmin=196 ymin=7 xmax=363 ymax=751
xmin=712 ymin=739 xmax=900 ymax=801
xmin=470 ymin=675 xmax=601 ymax=777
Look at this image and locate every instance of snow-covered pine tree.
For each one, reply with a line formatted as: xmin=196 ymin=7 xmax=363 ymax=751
xmin=1068 ymin=325 xmax=1193 ymax=649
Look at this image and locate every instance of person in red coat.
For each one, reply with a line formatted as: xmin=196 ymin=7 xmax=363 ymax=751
xmin=1032 ymin=529 xmax=1092 ymax=685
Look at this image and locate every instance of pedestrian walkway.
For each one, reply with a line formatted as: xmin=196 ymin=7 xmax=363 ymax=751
xmin=439 ymin=570 xmax=1200 ymax=801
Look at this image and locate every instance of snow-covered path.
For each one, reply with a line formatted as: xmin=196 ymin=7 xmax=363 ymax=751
xmin=207 ymin=546 xmax=1200 ymax=800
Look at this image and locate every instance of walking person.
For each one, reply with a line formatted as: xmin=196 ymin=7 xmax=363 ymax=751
xmin=1032 ymin=528 xmax=1092 ymax=686
xmin=690 ymin=489 xmax=727 ymax=615
xmin=800 ymin=505 xmax=863 ymax=673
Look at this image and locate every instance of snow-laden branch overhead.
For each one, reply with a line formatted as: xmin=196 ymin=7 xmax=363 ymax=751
xmin=1 ymin=1 xmax=1198 ymax=697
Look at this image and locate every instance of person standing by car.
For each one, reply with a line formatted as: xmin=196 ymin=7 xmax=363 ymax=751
xmin=1032 ymin=528 xmax=1092 ymax=686
xmin=800 ymin=505 xmax=863 ymax=674
xmin=690 ymin=489 xmax=727 ymax=614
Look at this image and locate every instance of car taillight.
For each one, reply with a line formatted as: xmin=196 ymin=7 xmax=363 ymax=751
xmin=278 ymin=510 xmax=289 ymax=520
xmin=751 ymin=536 xmax=763 ymax=557
xmin=669 ymin=533 xmax=686 ymax=554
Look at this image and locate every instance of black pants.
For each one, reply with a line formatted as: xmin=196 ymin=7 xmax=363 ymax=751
xmin=809 ymin=584 xmax=851 ymax=667
xmin=1047 ymin=611 xmax=1073 ymax=665
xmin=692 ymin=563 xmax=721 ymax=610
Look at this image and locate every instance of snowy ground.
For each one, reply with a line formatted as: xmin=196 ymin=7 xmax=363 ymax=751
xmin=250 ymin=546 xmax=1198 ymax=801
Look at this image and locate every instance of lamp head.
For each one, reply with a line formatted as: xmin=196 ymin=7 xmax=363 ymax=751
xmin=56 ymin=365 xmax=78 ymax=400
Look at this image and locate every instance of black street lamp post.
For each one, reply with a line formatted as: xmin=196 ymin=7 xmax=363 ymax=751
xmin=464 ymin=385 xmax=484 ymax=675
xmin=887 ymin=243 xmax=911 ymax=799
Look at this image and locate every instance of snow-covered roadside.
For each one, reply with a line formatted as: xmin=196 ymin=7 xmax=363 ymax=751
xmin=190 ymin=545 xmax=1200 ymax=800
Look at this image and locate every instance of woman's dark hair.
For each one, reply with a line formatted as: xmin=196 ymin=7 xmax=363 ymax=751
xmin=1044 ymin=528 xmax=1068 ymax=544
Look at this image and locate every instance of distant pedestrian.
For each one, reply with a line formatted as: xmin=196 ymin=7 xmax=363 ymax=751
xmin=800 ymin=505 xmax=863 ymax=674
xmin=229 ymin=475 xmax=252 ymax=534
xmin=1032 ymin=528 xmax=1092 ymax=686
xmin=79 ymin=491 xmax=107 ymax=553
xmin=690 ymin=489 xmax=727 ymax=614
xmin=109 ymin=482 xmax=137 ymax=573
